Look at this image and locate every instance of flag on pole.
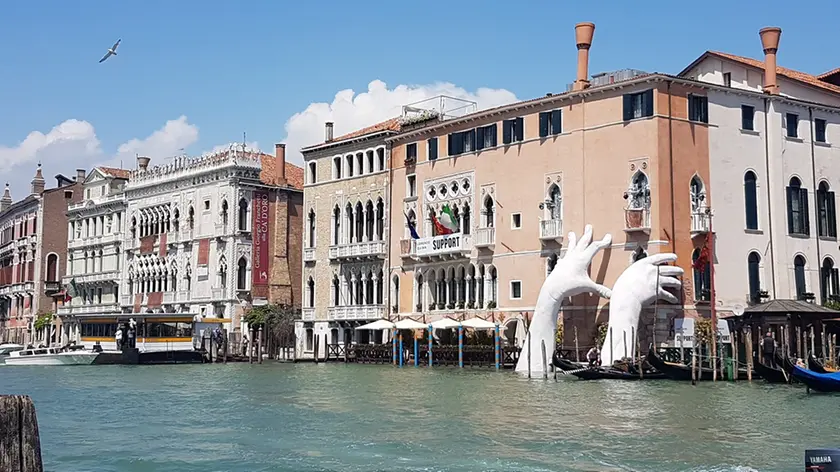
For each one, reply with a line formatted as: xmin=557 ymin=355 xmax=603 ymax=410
xmin=430 ymin=214 xmax=453 ymax=236
xmin=440 ymin=204 xmax=460 ymax=233
xmin=403 ymin=212 xmax=420 ymax=240
xmin=65 ymin=278 xmax=79 ymax=302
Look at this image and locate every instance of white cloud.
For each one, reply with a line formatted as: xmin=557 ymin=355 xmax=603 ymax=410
xmin=282 ymin=80 xmax=518 ymax=163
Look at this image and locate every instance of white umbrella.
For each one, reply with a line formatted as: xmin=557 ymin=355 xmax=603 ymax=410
xmin=355 ymin=319 xmax=395 ymax=330
xmin=460 ymin=317 xmax=496 ymax=330
xmin=430 ymin=317 xmax=461 ymax=329
xmin=394 ymin=319 xmax=428 ymax=330
xmin=514 ymin=315 xmax=528 ymax=348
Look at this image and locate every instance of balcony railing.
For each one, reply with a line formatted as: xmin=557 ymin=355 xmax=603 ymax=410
xmin=63 ymin=270 xmax=120 ymax=285
xmin=539 ymin=219 xmax=563 ymax=241
xmin=328 ymin=305 xmax=385 ymax=321
xmin=400 ymin=239 xmax=416 ymax=258
xmin=328 ymin=240 xmax=386 ymax=260
xmin=68 ymin=232 xmax=121 ymax=249
xmin=44 ymin=281 xmax=61 ymax=295
xmin=474 ymin=227 xmax=495 ymax=248
xmin=690 ymin=210 xmax=711 ymax=235
xmin=211 ymin=287 xmax=226 ymax=300
xmin=303 ymin=247 xmax=317 ymax=262
xmin=163 ymin=292 xmax=176 ymax=304
xmin=302 ymin=308 xmax=316 ymax=321
xmin=414 ymin=233 xmax=472 ymax=259
xmin=57 ymin=303 xmax=121 ymax=315
xmin=624 ymin=208 xmax=651 ymax=233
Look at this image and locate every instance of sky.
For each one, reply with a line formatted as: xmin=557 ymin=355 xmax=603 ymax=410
xmin=1 ymin=0 xmax=838 ymax=198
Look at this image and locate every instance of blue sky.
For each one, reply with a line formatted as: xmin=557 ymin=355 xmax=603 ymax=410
xmin=0 ymin=0 xmax=837 ymax=196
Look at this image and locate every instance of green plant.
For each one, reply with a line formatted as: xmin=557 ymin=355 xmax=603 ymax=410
xmin=594 ymin=322 xmax=608 ymax=347
xmin=694 ymin=317 xmax=713 ymax=344
xmin=486 ymin=301 xmax=497 ymax=309
xmin=555 ymin=321 xmax=564 ymax=345
xmin=825 ymin=299 xmax=840 ymax=311
xmin=33 ymin=312 xmax=53 ymax=332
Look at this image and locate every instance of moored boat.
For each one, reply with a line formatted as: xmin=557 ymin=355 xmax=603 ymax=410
xmin=552 ymin=352 xmax=587 ymax=371
xmin=807 ymin=355 xmax=837 ymax=374
xmin=646 ymin=346 xmax=756 ymax=381
xmin=753 ymin=354 xmax=789 ymax=383
xmin=791 ymin=365 xmax=840 ymax=393
xmin=0 ymin=343 xmax=25 ymax=364
xmin=571 ymin=366 xmax=666 ymax=380
xmin=5 ymin=345 xmax=99 ymax=366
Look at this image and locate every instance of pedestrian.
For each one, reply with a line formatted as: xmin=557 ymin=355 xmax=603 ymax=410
xmin=115 ymin=326 xmax=123 ymax=351
xmin=586 ymin=346 xmax=600 ymax=367
xmin=762 ymin=330 xmax=776 ymax=367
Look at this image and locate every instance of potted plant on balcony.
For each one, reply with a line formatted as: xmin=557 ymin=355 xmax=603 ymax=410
xmin=466 ymin=301 xmax=475 ymax=309
xmin=457 ymin=301 xmax=465 ymax=310
xmin=391 ymin=305 xmax=399 ymax=313
xmin=486 ymin=301 xmax=497 ymax=310
xmin=447 ymin=302 xmax=455 ymax=310
xmin=416 ymin=303 xmax=423 ymax=312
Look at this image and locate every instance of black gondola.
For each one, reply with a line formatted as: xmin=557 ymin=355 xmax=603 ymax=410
xmin=752 ymin=354 xmax=789 ymax=383
xmin=646 ymin=346 xmax=757 ymax=381
xmin=552 ymin=352 xmax=587 ymax=371
xmin=807 ymin=355 xmax=837 ymax=374
xmin=571 ymin=367 xmax=666 ymax=380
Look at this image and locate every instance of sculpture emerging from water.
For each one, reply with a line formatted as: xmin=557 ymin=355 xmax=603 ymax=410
xmin=515 ymin=224 xmax=682 ymax=374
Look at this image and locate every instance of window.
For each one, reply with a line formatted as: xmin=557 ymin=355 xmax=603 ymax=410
xmin=476 ymin=124 xmax=497 ymax=150
xmin=406 ymin=143 xmax=417 ymax=162
xmin=744 ymin=171 xmax=759 ymax=230
xmin=237 ymin=258 xmax=247 ymax=290
xmin=511 ymin=213 xmax=522 ymax=229
xmin=377 ymin=148 xmax=385 ymax=171
xmin=307 ymin=210 xmax=316 ymax=248
xmin=366 ymin=150 xmax=374 ymax=173
xmin=333 ymin=156 xmax=342 ymax=179
xmin=462 ymin=129 xmax=476 ymax=153
xmin=741 ymin=105 xmax=755 ymax=131
xmin=817 ymin=182 xmax=837 ymax=238
xmin=794 ymin=255 xmax=807 ymax=300
xmin=510 ymin=281 xmax=522 ymax=300
xmin=539 ymin=110 xmax=562 ymax=137
xmin=346 ymin=154 xmax=354 ymax=177
xmin=427 ymin=138 xmax=438 ymax=160
xmin=622 ymin=90 xmax=654 ymax=121
xmin=688 ymin=95 xmax=709 ymax=123
xmin=502 ymin=118 xmax=524 ymax=144
xmin=86 ymin=189 xmax=91 ymax=199
xmin=45 ymin=254 xmax=58 ymax=282
xmin=786 ymin=177 xmax=809 ymax=235
xmin=332 ymin=205 xmax=341 ymax=245
xmin=307 ymin=162 xmax=316 ymax=184
xmin=238 ymin=199 xmax=248 ymax=231
xmin=204 ymin=200 xmax=210 ymax=211
xmin=821 ymin=258 xmax=840 ymax=305
xmin=406 ymin=175 xmax=416 ymax=198
xmin=307 ymin=277 xmax=315 ymax=308
xmin=785 ymin=113 xmax=799 ymax=138
xmin=483 ymin=196 xmax=495 ymax=228
xmin=332 ymin=276 xmax=340 ymax=306
xmin=748 ymin=252 xmax=761 ymax=304
xmin=815 ymin=118 xmax=828 ymax=143
xmin=723 ymin=72 xmax=731 ymax=87
xmin=447 ymin=132 xmax=465 ymax=156
xmin=692 ymin=248 xmax=711 ymax=302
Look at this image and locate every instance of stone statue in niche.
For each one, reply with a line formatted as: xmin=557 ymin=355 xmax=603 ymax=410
xmin=515 ymin=224 xmax=683 ymax=374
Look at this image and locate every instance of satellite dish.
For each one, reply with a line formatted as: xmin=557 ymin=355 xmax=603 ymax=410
xmin=732 ymin=304 xmax=745 ymax=317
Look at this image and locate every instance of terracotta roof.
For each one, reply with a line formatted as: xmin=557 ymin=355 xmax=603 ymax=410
xmin=704 ymin=51 xmax=840 ymax=95
xmin=817 ymin=67 xmax=840 ymax=80
xmin=282 ymin=162 xmax=304 ymax=190
xmin=257 ymin=153 xmax=303 ymax=190
xmin=301 ymin=117 xmax=401 ymax=152
xmin=97 ymin=166 xmax=130 ymax=179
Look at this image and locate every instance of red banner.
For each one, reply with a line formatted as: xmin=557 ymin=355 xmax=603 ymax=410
xmin=147 ymin=292 xmax=162 ymax=308
xmin=198 ymin=239 xmax=210 ymax=266
xmin=159 ymin=233 xmax=167 ymax=257
xmin=252 ymin=190 xmax=270 ymax=287
xmin=139 ymin=235 xmax=156 ymax=255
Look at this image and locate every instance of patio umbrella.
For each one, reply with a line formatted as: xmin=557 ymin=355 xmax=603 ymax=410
xmin=430 ymin=318 xmax=461 ymax=329
xmin=460 ymin=317 xmax=496 ymax=330
xmin=354 ymin=319 xmax=396 ymax=330
xmin=394 ymin=319 xmax=428 ymax=330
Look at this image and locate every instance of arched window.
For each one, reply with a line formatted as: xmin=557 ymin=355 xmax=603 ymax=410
xmin=188 ymin=206 xmax=195 ymax=230
xmin=307 ymin=276 xmax=315 ymax=308
xmin=547 ymin=184 xmax=562 ymax=220
xmin=307 ymin=209 xmax=316 ymax=248
xmin=238 ymin=199 xmax=249 ymax=231
xmin=333 ymin=156 xmax=342 ymax=180
xmin=692 ymin=248 xmax=711 ymax=302
xmin=332 ymin=275 xmax=340 ymax=306
xmin=221 ymin=200 xmax=229 ymax=227
xmin=46 ymin=253 xmax=58 ymax=282
xmin=821 ymin=258 xmax=839 ymax=304
xmin=308 ymin=162 xmax=317 ymax=184
xmin=392 ymin=275 xmax=400 ymax=312
xmin=817 ymin=181 xmax=837 ymax=238
xmin=332 ymin=205 xmax=341 ymax=245
xmin=488 ymin=266 xmax=498 ymax=305
xmin=483 ymin=196 xmax=495 ymax=228
xmin=787 ymin=177 xmax=809 ymax=235
xmin=462 ymin=204 xmax=471 ymax=235
xmin=377 ymin=148 xmax=385 ymax=172
xmin=416 ymin=274 xmax=424 ymax=311
xmin=219 ymin=256 xmax=228 ymax=288
xmin=794 ymin=255 xmax=807 ymax=300
xmin=365 ymin=200 xmax=374 ymax=242
xmin=748 ymin=252 xmax=761 ymax=303
xmin=744 ymin=171 xmax=759 ymax=230
xmin=237 ymin=258 xmax=247 ymax=290
xmin=366 ymin=150 xmax=374 ymax=174
xmin=355 ymin=202 xmax=364 ymax=242
xmin=346 ymin=203 xmax=355 ymax=243
xmin=375 ymin=199 xmax=384 ymax=241
xmin=546 ymin=253 xmax=558 ymax=277
xmin=346 ymin=154 xmax=354 ymax=178
xmin=356 ymin=153 xmax=364 ymax=175
xmin=628 ymin=171 xmax=651 ymax=210
xmin=690 ymin=176 xmax=706 ymax=213
xmin=376 ymin=269 xmax=383 ymax=305
xmin=632 ymin=246 xmax=648 ymax=262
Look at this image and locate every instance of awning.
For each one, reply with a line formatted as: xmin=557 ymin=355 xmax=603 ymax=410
xmin=430 ymin=318 xmax=461 ymax=329
xmin=461 ymin=317 xmax=496 ymax=330
xmin=394 ymin=319 xmax=428 ymax=330
xmin=354 ymin=319 xmax=395 ymax=330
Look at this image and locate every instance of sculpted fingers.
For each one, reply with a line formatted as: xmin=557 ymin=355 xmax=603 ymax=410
xmin=576 ymin=224 xmax=594 ymax=251
xmin=644 ymin=253 xmax=678 ymax=266
xmin=658 ymin=265 xmax=684 ymax=277
xmin=657 ymin=288 xmax=680 ymax=304
xmin=592 ymin=282 xmax=612 ymax=299
xmin=565 ymin=231 xmax=578 ymax=254
xmin=583 ymin=233 xmax=613 ymax=260
xmin=658 ymin=276 xmax=682 ymax=288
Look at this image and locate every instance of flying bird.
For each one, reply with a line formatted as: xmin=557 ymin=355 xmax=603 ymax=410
xmin=99 ymin=39 xmax=121 ymax=63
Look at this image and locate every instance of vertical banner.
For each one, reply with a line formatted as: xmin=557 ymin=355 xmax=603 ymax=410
xmin=252 ymin=190 xmax=270 ymax=287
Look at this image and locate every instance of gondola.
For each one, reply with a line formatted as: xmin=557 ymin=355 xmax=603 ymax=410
xmin=807 ymin=355 xmax=837 ymax=374
xmin=646 ymin=346 xmax=756 ymax=381
xmin=791 ymin=365 xmax=840 ymax=393
xmin=752 ymin=354 xmax=789 ymax=383
xmin=571 ymin=366 xmax=666 ymax=380
xmin=552 ymin=352 xmax=587 ymax=371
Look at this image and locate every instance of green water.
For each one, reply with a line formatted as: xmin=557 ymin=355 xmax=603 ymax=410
xmin=0 ymin=363 xmax=834 ymax=471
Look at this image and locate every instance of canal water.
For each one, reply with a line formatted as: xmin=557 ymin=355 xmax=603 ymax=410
xmin=0 ymin=363 xmax=833 ymax=471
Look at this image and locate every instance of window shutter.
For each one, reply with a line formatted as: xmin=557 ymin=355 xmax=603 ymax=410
xmin=818 ymin=191 xmax=826 ymax=237
xmin=476 ymin=127 xmax=485 ymax=150
xmin=429 ymin=138 xmax=438 ymax=160
xmin=702 ymin=97 xmax=709 ymax=123
xmin=802 ymin=188 xmax=811 ymax=235
xmin=745 ymin=179 xmax=758 ymax=230
xmin=515 ymin=117 xmax=524 ymax=141
xmin=829 ymin=191 xmax=837 ymax=238
xmin=447 ymin=134 xmax=454 ymax=156
xmin=643 ymin=90 xmax=654 ymax=117
xmin=539 ymin=112 xmax=549 ymax=137
xmin=551 ymin=110 xmax=562 ymax=135
xmin=623 ymin=94 xmax=632 ymax=121
xmin=821 ymin=267 xmax=829 ymax=302
xmin=833 ymin=268 xmax=840 ymax=296
xmin=502 ymin=120 xmax=512 ymax=144
xmin=786 ymin=186 xmax=795 ymax=234
xmin=688 ymin=96 xmax=696 ymax=121
xmin=489 ymin=125 xmax=497 ymax=147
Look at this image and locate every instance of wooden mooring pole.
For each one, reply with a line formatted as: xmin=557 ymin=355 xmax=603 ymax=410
xmin=0 ymin=395 xmax=43 ymax=472
xmin=573 ymin=326 xmax=579 ymax=363
xmin=745 ymin=327 xmax=753 ymax=381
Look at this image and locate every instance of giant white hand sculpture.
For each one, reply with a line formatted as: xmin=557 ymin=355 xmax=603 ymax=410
xmin=599 ymin=253 xmax=683 ymax=366
xmin=515 ymin=225 xmax=612 ymax=374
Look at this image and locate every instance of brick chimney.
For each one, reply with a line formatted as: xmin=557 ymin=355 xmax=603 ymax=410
xmin=325 ymin=122 xmax=334 ymax=142
xmin=0 ymin=183 xmax=11 ymax=212
xmin=137 ymin=156 xmax=150 ymax=171
xmin=275 ymin=143 xmax=287 ymax=184
xmin=31 ymin=163 xmax=45 ymax=195
xmin=76 ymin=169 xmax=87 ymax=182
xmin=573 ymin=22 xmax=595 ymax=91
xmin=759 ymin=27 xmax=782 ymax=95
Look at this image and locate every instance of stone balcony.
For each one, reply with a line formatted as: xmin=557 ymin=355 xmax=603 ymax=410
xmin=400 ymin=239 xmax=416 ymax=258
xmin=473 ymin=227 xmax=495 ymax=248
xmin=57 ymin=303 xmax=121 ymax=316
xmin=539 ymin=219 xmax=563 ymax=241
xmin=624 ymin=208 xmax=651 ymax=233
xmin=63 ymin=270 xmax=120 ymax=285
xmin=301 ymin=308 xmax=316 ymax=321
xmin=328 ymin=240 xmax=386 ymax=260
xmin=690 ymin=210 xmax=712 ymax=236
xmin=303 ymin=247 xmax=317 ymax=263
xmin=69 ymin=232 xmax=122 ymax=250
xmin=328 ymin=305 xmax=385 ymax=321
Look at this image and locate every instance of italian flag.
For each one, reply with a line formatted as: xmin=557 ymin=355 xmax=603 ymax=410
xmin=436 ymin=205 xmax=459 ymax=235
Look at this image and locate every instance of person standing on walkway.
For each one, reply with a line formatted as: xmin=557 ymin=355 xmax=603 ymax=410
xmin=115 ymin=327 xmax=123 ymax=351
xmin=762 ymin=330 xmax=776 ymax=367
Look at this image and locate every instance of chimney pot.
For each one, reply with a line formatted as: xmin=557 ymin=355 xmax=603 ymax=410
xmin=759 ymin=27 xmax=782 ymax=95
xmin=573 ymin=22 xmax=595 ymax=91
xmin=275 ymin=143 xmax=287 ymax=184
xmin=137 ymin=156 xmax=151 ymax=170
xmin=76 ymin=169 xmax=86 ymax=182
xmin=325 ymin=122 xmax=334 ymax=142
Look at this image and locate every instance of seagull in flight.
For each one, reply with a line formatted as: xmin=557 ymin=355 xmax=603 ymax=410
xmin=99 ymin=39 xmax=121 ymax=63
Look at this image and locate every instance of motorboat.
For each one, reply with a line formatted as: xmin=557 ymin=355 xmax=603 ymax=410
xmin=0 ymin=343 xmax=25 ymax=364
xmin=4 ymin=345 xmax=99 ymax=366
